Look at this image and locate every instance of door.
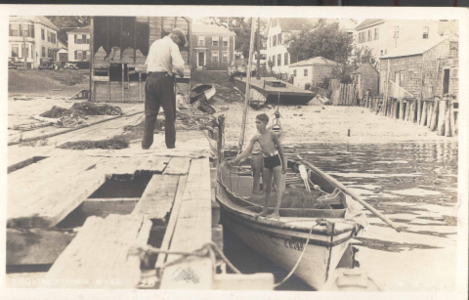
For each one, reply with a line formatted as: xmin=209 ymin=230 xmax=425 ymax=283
xmin=198 ymin=52 xmax=204 ymax=67
xmin=443 ymin=69 xmax=450 ymax=95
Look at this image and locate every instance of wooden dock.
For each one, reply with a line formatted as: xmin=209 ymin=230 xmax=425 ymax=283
xmin=234 ymin=76 xmax=315 ymax=105
xmin=6 ymin=128 xmax=274 ymax=289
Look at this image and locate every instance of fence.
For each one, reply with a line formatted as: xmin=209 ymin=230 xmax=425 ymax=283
xmin=329 ymin=79 xmax=458 ymax=137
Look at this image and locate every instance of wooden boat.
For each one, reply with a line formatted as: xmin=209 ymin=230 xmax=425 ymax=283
xmin=189 ymin=84 xmax=216 ymax=104
xmin=217 ymin=159 xmax=368 ymax=290
xmin=322 ymin=268 xmax=383 ymax=291
xmin=249 ymin=88 xmax=267 ymax=110
xmin=234 ymin=77 xmax=316 ymax=105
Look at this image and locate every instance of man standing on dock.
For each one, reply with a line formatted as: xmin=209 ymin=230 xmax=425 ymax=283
xmin=142 ymin=28 xmax=187 ymax=149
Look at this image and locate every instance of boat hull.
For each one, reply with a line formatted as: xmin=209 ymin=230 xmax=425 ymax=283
xmin=219 ymin=202 xmax=352 ymax=290
xmin=234 ymin=78 xmax=315 ymax=105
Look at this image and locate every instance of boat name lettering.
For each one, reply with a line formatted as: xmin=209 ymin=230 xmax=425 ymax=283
xmin=284 ymin=236 xmax=304 ymax=251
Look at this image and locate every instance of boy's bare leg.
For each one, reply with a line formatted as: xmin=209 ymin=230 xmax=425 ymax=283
xmin=251 ymin=155 xmax=263 ymax=194
xmin=267 ymin=166 xmax=284 ymax=220
xmin=257 ymin=167 xmax=272 ymax=217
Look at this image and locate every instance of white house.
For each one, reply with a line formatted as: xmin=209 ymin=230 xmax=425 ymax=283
xmin=67 ymin=25 xmax=91 ymax=62
xmin=288 ymin=56 xmax=338 ymax=89
xmin=9 ymin=16 xmax=60 ymax=68
xmin=354 ymin=19 xmax=440 ymax=62
xmin=266 ymin=18 xmax=320 ymax=75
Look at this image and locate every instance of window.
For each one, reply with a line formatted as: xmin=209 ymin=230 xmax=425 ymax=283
xmin=29 ymin=25 xmax=34 ymax=38
xmin=11 ymin=45 xmax=19 ymax=57
xmin=74 ymin=50 xmax=78 ymax=60
xmin=393 ymin=26 xmax=399 ymax=38
xmin=450 ymin=42 xmax=458 ymax=57
xmin=82 ymin=34 xmax=86 ymax=43
xmin=41 ymin=28 xmax=45 ymax=40
xmin=212 ymin=51 xmax=219 ymax=63
xmin=212 ymin=36 xmax=219 ymax=47
xmin=82 ymin=50 xmax=87 ymax=60
xmin=223 ymin=36 xmax=228 ymax=47
xmin=272 ymin=56 xmax=275 ymax=66
xmin=77 ymin=50 xmax=83 ymax=60
xmin=380 ymin=50 xmax=383 ymax=56
xmin=293 ymin=69 xmax=297 ymax=76
xmin=51 ymin=32 xmax=56 ymax=44
xmin=374 ymin=28 xmax=379 ymax=40
xmin=198 ymin=36 xmax=205 ymax=47
xmin=222 ymin=51 xmax=228 ymax=63
xmin=47 ymin=31 xmax=51 ymax=42
xmin=367 ymin=30 xmax=371 ymax=42
xmin=277 ymin=54 xmax=281 ymax=66
xmin=284 ymin=53 xmax=288 ymax=65
xmin=273 ymin=35 xmax=277 ymax=47
xmin=48 ymin=48 xmax=51 ymax=58
xmin=304 ymin=69 xmax=308 ymax=77
xmin=9 ymin=24 xmax=19 ymax=36
xmin=423 ymin=27 xmax=429 ymax=39
xmin=278 ymin=33 xmax=282 ymax=45
xmin=42 ymin=46 xmax=45 ymax=57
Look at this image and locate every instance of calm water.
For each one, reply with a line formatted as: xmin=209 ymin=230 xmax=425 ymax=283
xmin=223 ymin=141 xmax=458 ymax=291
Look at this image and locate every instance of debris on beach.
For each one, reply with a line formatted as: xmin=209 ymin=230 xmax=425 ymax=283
xmin=58 ymin=136 xmax=129 ymax=150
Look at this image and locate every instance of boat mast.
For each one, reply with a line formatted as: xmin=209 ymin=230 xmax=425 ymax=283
xmin=256 ymin=17 xmax=261 ymax=80
xmin=238 ymin=18 xmax=257 ymax=153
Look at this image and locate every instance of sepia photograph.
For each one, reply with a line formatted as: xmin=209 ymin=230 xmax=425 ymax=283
xmin=2 ymin=4 xmax=467 ymax=299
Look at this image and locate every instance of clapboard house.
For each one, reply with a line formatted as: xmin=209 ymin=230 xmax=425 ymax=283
xmin=91 ymin=17 xmax=191 ymax=102
xmin=379 ymin=33 xmax=459 ymax=100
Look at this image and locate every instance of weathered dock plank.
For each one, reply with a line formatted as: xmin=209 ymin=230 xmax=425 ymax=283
xmin=147 ymin=156 xmax=171 ymax=173
xmin=160 ymin=157 xmax=212 ymax=289
xmin=132 ymin=174 xmax=179 ymax=221
xmin=42 ymin=214 xmax=152 ymax=289
xmin=163 ymin=156 xmax=191 ymax=175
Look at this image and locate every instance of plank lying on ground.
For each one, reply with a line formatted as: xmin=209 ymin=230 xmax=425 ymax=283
xmin=160 ymin=157 xmax=212 ymax=289
xmin=163 ymin=157 xmax=191 ymax=175
xmin=154 ymin=176 xmax=188 ymax=270
xmin=147 ymin=156 xmax=171 ymax=173
xmin=7 ymin=228 xmax=76 ymax=269
xmin=132 ymin=174 xmax=179 ymax=221
xmin=42 ymin=214 xmax=151 ymax=289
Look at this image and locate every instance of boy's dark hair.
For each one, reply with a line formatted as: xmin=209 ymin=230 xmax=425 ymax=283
xmin=256 ymin=113 xmax=269 ymax=124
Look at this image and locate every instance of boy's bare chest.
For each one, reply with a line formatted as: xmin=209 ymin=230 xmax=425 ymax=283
xmin=257 ymin=134 xmax=275 ymax=150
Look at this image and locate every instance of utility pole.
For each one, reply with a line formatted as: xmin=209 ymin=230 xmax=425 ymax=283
xmin=256 ymin=17 xmax=261 ymax=79
xmin=23 ymin=27 xmax=27 ymax=70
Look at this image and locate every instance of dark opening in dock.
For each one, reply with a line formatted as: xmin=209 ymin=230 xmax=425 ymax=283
xmin=89 ymin=173 xmax=152 ymax=199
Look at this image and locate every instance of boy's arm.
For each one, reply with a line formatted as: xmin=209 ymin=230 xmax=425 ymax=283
xmin=272 ymin=133 xmax=287 ymax=173
xmin=232 ymin=136 xmax=257 ymax=165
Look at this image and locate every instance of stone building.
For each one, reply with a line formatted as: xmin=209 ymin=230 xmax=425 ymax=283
xmin=379 ymin=34 xmax=458 ymax=100
xmin=288 ymin=56 xmax=338 ymax=89
xmin=191 ymin=24 xmax=236 ymax=70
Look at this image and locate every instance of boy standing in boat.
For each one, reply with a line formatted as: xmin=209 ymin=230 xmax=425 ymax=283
xmin=230 ymin=113 xmax=287 ymax=220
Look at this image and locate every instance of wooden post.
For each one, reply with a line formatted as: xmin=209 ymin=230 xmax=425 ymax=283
xmin=437 ymin=99 xmax=447 ymax=136
xmin=450 ymin=96 xmax=456 ymax=136
xmin=411 ymin=99 xmax=416 ymax=123
xmin=430 ymin=98 xmax=440 ymax=131
xmin=417 ymin=98 xmax=421 ymax=124
xmin=122 ymin=64 xmax=125 ymax=102
xmin=217 ymin=115 xmax=225 ymax=165
xmin=139 ymin=72 xmax=142 ymax=101
xmin=107 ymin=18 xmax=110 ymax=102
xmin=420 ymin=102 xmax=427 ymax=126
xmin=427 ymin=102 xmax=433 ymax=129
xmin=90 ymin=17 xmax=94 ymax=102
xmin=445 ymin=97 xmax=452 ymax=137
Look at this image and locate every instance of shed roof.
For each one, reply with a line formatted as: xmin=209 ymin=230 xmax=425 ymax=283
xmin=355 ymin=19 xmax=384 ymax=30
xmin=353 ymin=63 xmax=379 ymax=74
xmin=67 ymin=25 xmax=92 ymax=33
xmin=381 ymin=34 xmax=457 ymax=59
xmin=290 ymin=56 xmax=338 ymax=67
xmin=192 ymin=24 xmax=235 ymax=36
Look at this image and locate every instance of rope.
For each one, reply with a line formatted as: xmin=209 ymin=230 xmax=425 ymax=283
xmin=273 ymin=222 xmax=320 ymax=288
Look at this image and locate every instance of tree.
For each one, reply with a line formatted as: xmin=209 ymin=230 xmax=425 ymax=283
xmin=286 ymin=22 xmax=353 ymax=65
xmin=46 ymin=16 xmax=90 ymax=43
xmin=200 ymin=17 xmax=268 ymax=58
xmin=351 ymin=45 xmax=376 ymax=67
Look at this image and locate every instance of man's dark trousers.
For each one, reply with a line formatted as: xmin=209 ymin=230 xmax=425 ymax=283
xmin=142 ymin=72 xmax=176 ymax=149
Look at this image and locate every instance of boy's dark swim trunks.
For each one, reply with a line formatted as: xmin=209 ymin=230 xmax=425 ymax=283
xmin=264 ymin=154 xmax=281 ymax=169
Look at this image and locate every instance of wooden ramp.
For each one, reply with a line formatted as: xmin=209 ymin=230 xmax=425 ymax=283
xmin=41 ymin=214 xmax=152 ymax=289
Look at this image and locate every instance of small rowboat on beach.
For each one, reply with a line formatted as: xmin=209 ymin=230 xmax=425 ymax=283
xmin=249 ymin=88 xmax=267 ymax=110
xmin=322 ymin=268 xmax=383 ymax=291
xmin=189 ymin=84 xmax=216 ymax=104
xmin=217 ymin=158 xmax=368 ymax=290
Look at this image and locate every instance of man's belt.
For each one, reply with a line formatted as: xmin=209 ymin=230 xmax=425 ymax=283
xmin=148 ymin=71 xmax=169 ymax=77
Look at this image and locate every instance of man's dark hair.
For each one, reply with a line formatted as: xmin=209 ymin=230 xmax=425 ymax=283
xmin=256 ymin=113 xmax=269 ymax=124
